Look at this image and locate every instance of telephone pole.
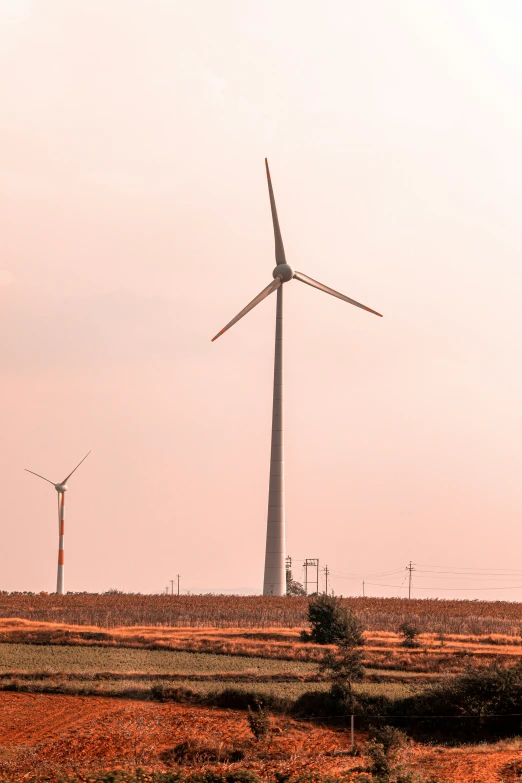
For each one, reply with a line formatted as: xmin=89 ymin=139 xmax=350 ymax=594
xmin=323 ymin=565 xmax=329 ymax=595
xmin=406 ymin=561 xmax=415 ymax=599
xmin=170 ymin=580 xmax=174 ymax=595
xmin=176 ymin=574 xmax=180 ymax=595
xmin=362 ymin=580 xmax=365 ymax=597
xmin=304 ymin=558 xmax=319 ymax=595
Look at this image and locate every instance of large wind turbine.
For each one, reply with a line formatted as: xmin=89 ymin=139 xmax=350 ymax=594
xmin=212 ymin=160 xmax=382 ymax=596
xmin=25 ymin=451 xmax=91 ymax=595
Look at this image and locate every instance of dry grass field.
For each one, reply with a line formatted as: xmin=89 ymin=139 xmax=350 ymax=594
xmin=2 ymin=618 xmax=522 ymax=676
xmin=2 ymin=593 xmax=522 ymax=634
xmin=2 ymin=617 xmax=522 ymax=707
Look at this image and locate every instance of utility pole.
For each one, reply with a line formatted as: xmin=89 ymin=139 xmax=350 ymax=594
xmin=304 ymin=558 xmax=319 ymax=595
xmin=362 ymin=580 xmax=365 ymax=597
xmin=285 ymin=556 xmax=292 ymax=592
xmin=406 ymin=561 xmax=415 ymax=599
xmin=170 ymin=580 xmax=174 ymax=595
xmin=323 ymin=565 xmax=329 ymax=594
xmin=176 ymin=574 xmax=180 ymax=595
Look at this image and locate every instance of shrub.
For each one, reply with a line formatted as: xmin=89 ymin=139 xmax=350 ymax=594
xmin=369 ymin=725 xmax=408 ymax=754
xmin=207 ymin=687 xmax=288 ymax=713
xmin=301 ymin=594 xmax=365 ymax=645
xmin=150 ymin=684 xmax=199 ymax=703
xmin=365 ymin=727 xmax=408 ymax=781
xmin=160 ymin=739 xmax=244 ymax=765
xmin=366 ymin=738 xmax=392 ymax=778
xmin=286 ymin=570 xmax=306 ymax=596
xmin=398 ymin=623 xmax=420 ymax=648
xmin=398 ymin=661 xmax=522 ymax=741
xmin=247 ymin=699 xmax=271 ymax=741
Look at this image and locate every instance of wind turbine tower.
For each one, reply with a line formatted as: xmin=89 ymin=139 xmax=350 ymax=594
xmin=212 ymin=160 xmax=382 ymax=596
xmin=25 ymin=451 xmax=91 ymax=595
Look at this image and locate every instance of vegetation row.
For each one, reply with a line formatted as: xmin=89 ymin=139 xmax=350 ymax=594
xmin=2 ymin=593 xmax=522 ymax=635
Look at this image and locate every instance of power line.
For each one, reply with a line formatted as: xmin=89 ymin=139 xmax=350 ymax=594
xmin=416 ymin=569 xmax=522 ymax=575
xmin=414 ymin=573 xmax=522 ymax=581
xmin=365 ymin=581 xmax=522 ymax=591
xmin=416 ymin=563 xmax=522 ymax=572
xmin=330 ymin=567 xmax=405 ymax=579
xmin=287 ymin=559 xmax=522 ymax=596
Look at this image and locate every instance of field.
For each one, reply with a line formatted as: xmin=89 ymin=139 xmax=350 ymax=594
xmin=0 ymin=641 xmax=414 ymax=702
xmin=3 ymin=618 xmax=522 ymax=676
xmin=1 ymin=693 xmax=522 ymax=782
xmin=2 ymin=598 xmax=522 ymax=782
xmin=3 ymin=593 xmax=522 ymax=634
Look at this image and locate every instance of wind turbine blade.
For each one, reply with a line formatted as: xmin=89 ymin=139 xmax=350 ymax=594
xmin=211 ymin=277 xmax=281 ymax=342
xmin=25 ymin=469 xmax=56 ymax=486
xmin=265 ymin=159 xmax=286 ymax=265
xmin=62 ymin=450 xmax=91 ymax=484
xmin=293 ymin=271 xmax=383 ymax=317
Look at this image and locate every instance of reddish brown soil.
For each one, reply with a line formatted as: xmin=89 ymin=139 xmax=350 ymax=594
xmin=1 ymin=693 xmax=522 ymax=781
xmin=0 ymin=692 xmax=351 ymax=779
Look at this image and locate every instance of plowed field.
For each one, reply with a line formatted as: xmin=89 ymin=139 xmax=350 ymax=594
xmin=1 ymin=693 xmax=522 ymax=782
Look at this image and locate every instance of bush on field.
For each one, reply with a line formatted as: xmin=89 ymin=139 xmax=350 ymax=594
xmin=301 ymin=594 xmax=365 ymax=646
xmin=160 ymin=739 xmax=245 ymax=764
xmin=404 ymin=660 xmax=522 ymax=739
xmin=207 ymin=687 xmax=289 ymax=713
xmin=372 ymin=662 xmax=522 ymax=742
xmin=296 ymin=661 xmax=522 ymax=743
xmin=398 ymin=623 xmax=421 ymax=648
xmin=365 ymin=725 xmax=408 ymax=779
xmin=150 ymin=684 xmax=199 ymax=703
xmin=247 ymin=698 xmax=271 ymax=741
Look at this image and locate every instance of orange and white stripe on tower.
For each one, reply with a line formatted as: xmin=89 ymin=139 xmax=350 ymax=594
xmin=57 ymin=491 xmax=65 ymax=595
xmin=24 ymin=451 xmax=91 ymax=595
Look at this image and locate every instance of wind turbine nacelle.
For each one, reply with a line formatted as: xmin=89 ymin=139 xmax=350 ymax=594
xmin=273 ymin=263 xmax=294 ymax=283
xmin=55 ymin=483 xmax=68 ymax=493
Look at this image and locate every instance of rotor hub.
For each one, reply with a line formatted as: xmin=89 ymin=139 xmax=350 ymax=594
xmin=55 ymin=483 xmax=68 ymax=493
xmin=273 ymin=263 xmax=293 ymax=283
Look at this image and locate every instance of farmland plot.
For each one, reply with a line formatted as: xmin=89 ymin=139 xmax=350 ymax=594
xmin=0 ymin=692 xmax=520 ymax=783
xmin=3 ymin=593 xmax=522 ymax=634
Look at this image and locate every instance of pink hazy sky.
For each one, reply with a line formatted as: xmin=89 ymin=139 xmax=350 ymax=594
xmin=2 ymin=0 xmax=522 ymax=599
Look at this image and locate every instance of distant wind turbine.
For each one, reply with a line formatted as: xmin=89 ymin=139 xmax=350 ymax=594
xmin=25 ymin=451 xmax=91 ymax=595
xmin=212 ymin=159 xmax=382 ymax=596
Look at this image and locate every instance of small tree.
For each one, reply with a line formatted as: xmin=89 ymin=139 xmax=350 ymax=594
xmin=398 ymin=622 xmax=421 ymax=648
xmin=286 ymin=569 xmax=306 ymax=597
xmin=301 ymin=594 xmax=364 ymax=645
xmin=320 ymin=643 xmax=365 ymax=710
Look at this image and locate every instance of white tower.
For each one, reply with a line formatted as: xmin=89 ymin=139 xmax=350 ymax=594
xmin=25 ymin=451 xmax=91 ymax=594
xmin=212 ymin=160 xmax=382 ymax=595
